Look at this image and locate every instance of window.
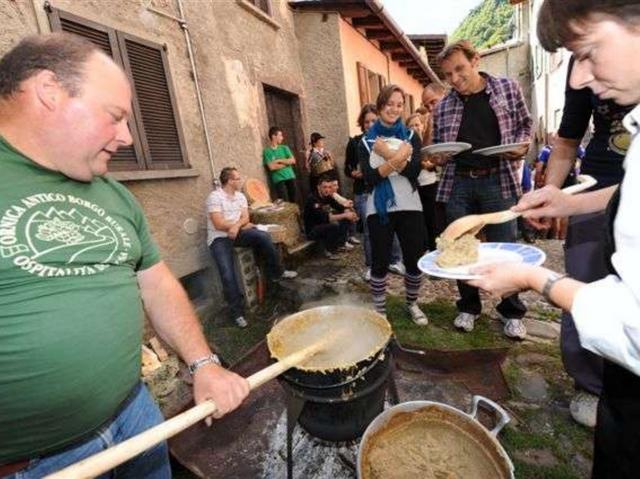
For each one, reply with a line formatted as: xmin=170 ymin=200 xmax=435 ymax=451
xmin=247 ymin=0 xmax=272 ymax=16
xmin=403 ymin=94 xmax=415 ymax=118
xmin=48 ymin=8 xmax=189 ymax=173
xmin=357 ymin=62 xmax=386 ymax=106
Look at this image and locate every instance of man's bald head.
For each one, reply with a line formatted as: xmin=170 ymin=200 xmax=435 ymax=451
xmin=0 ymin=32 xmax=103 ymax=98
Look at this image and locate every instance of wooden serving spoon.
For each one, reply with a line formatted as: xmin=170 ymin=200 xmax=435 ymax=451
xmin=440 ymin=174 xmax=597 ymax=241
xmin=44 ymin=330 xmax=348 ymax=479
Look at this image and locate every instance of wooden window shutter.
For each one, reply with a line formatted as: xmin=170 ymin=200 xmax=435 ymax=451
xmin=377 ymin=74 xmax=386 ymax=92
xmin=356 ymin=62 xmax=370 ymax=107
xmin=117 ymin=32 xmax=188 ymax=170
xmin=47 ymin=9 xmax=144 ymax=171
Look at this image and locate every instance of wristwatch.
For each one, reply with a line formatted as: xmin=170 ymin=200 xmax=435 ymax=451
xmin=188 ymin=353 xmax=222 ymax=375
xmin=541 ymin=273 xmax=568 ymax=304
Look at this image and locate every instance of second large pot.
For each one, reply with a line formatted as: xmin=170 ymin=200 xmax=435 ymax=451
xmin=357 ymin=396 xmax=515 ymax=479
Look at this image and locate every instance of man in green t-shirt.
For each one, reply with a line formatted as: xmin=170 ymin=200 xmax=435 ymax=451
xmin=263 ymin=126 xmax=298 ymax=202
xmin=0 ymin=34 xmax=249 ymax=478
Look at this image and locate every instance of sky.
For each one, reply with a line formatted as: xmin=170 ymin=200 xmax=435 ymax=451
xmin=380 ymin=0 xmax=484 ymax=36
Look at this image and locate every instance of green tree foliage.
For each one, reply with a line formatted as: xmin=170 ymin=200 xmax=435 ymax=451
xmin=451 ymin=0 xmax=515 ymax=50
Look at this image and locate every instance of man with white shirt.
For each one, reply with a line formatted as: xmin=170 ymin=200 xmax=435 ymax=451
xmin=469 ymin=1 xmax=640 ymax=476
xmin=206 ymin=167 xmax=296 ymax=328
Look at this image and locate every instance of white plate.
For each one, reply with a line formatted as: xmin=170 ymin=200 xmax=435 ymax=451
xmin=420 ymin=142 xmax=472 ymax=156
xmin=418 ymin=242 xmax=546 ymax=280
xmin=472 ymin=142 xmax=530 ymax=156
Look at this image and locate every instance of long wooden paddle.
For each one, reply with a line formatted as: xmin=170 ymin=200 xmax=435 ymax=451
xmin=44 ymin=332 xmax=341 ymax=479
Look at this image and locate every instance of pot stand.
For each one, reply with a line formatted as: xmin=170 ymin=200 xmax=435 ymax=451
xmin=281 ymin=356 xmax=399 ymax=479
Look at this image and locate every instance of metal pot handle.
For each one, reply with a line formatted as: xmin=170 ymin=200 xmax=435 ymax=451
xmin=469 ymin=395 xmax=510 ymax=437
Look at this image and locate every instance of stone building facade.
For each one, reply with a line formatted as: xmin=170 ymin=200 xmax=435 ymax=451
xmin=1 ymin=0 xmax=437 ymax=322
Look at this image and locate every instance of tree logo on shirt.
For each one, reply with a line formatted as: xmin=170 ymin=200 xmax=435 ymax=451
xmin=0 ymin=192 xmax=132 ymax=277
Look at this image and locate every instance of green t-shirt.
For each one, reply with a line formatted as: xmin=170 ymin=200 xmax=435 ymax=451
xmin=0 ymin=138 xmax=161 ymax=462
xmin=262 ymin=144 xmax=296 ymax=184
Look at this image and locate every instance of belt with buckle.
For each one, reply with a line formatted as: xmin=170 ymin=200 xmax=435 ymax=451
xmin=0 ymin=459 xmax=29 ymax=476
xmin=455 ymin=167 xmax=500 ymax=178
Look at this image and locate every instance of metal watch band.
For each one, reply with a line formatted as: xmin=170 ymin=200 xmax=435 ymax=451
xmin=541 ymin=273 xmax=568 ymax=304
xmin=188 ymin=353 xmax=221 ymax=375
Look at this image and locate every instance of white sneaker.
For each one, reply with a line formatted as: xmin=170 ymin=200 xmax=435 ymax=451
xmin=363 ymin=268 xmax=371 ymax=281
xmin=570 ymin=391 xmax=598 ymax=428
xmin=408 ymin=303 xmax=428 ymax=326
xmin=234 ymin=316 xmax=248 ymax=328
xmin=388 ymin=262 xmax=406 ymax=276
xmin=281 ymin=270 xmax=298 ymax=279
xmin=348 ymin=236 xmax=361 ymax=245
xmin=454 ymin=312 xmax=479 ymax=332
xmin=497 ymin=313 xmax=527 ymax=340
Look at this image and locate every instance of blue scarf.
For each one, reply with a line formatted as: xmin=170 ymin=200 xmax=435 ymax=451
xmin=365 ymin=119 xmax=412 ymax=224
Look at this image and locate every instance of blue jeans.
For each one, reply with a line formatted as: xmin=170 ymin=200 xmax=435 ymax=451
xmin=209 ymin=228 xmax=283 ymax=319
xmin=8 ymin=383 xmax=169 ymax=479
xmin=446 ymin=175 xmax=525 ymax=318
xmin=355 ymin=194 xmax=402 ymax=267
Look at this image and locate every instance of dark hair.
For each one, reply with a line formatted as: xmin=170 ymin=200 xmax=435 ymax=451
xmin=268 ymin=126 xmax=282 ymax=139
xmin=436 ymin=39 xmax=478 ymax=65
xmin=219 ymin=166 xmax=238 ymax=185
xmin=376 ymin=84 xmax=405 ymax=113
xmin=317 ymin=174 xmax=334 ymax=185
xmin=310 ymin=132 xmax=325 ymax=146
xmin=356 ymin=103 xmax=377 ymax=131
xmin=538 ymin=0 xmax=640 ymax=52
xmin=0 ymin=32 xmax=100 ymax=98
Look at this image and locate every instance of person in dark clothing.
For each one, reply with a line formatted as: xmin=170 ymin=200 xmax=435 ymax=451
xmin=358 ymin=84 xmax=427 ymax=325
xmin=432 ymin=39 xmax=533 ymax=339
xmin=345 ymin=104 xmax=404 ymax=279
xmin=470 ymin=1 xmax=640 ymax=477
xmin=303 ymin=175 xmax=357 ymax=259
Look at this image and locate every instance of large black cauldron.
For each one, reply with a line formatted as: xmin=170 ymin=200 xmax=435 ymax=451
xmin=278 ymin=343 xmax=391 ymax=442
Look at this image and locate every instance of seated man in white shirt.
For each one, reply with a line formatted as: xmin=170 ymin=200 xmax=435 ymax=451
xmin=206 ymin=167 xmax=297 ymax=328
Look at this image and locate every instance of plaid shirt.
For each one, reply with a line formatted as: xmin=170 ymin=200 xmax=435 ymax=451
xmin=434 ymin=73 xmax=532 ymax=202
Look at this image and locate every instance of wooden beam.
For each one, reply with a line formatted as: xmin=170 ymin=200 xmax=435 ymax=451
xmin=391 ymin=52 xmax=413 ymax=61
xmin=399 ymin=60 xmax=414 ymax=67
xmin=379 ymin=40 xmax=402 ymax=50
xmin=365 ymin=29 xmax=395 ymax=41
xmin=351 ymin=15 xmax=382 ymax=28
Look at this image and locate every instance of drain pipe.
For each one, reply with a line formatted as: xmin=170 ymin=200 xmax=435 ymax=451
xmin=364 ymin=0 xmax=443 ymax=87
xmin=147 ymin=1 xmax=217 ymax=181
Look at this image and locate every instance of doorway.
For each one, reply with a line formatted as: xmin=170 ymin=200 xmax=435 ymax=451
xmin=263 ymin=85 xmax=307 ymax=206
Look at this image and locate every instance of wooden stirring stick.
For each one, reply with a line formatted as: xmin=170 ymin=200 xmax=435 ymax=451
xmin=44 ymin=331 xmax=345 ymax=479
xmin=440 ymin=174 xmax=597 ymax=241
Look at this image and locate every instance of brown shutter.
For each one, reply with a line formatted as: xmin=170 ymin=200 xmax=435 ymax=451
xmin=357 ymin=62 xmax=370 ymax=107
xmin=47 ymin=9 xmax=144 ymax=171
xmin=117 ymin=32 xmax=188 ymax=170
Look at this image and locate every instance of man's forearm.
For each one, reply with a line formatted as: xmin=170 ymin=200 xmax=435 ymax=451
xmin=545 ymin=137 xmax=579 ymax=188
xmin=138 ymin=262 xmax=213 ymax=365
xmin=568 ymin=185 xmax=617 ymax=215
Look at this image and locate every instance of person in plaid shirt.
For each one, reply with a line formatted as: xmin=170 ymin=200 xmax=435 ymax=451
xmin=431 ymin=39 xmax=533 ymax=339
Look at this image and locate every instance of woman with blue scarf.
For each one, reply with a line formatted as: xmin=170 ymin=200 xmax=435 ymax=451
xmin=359 ymin=84 xmax=427 ymax=324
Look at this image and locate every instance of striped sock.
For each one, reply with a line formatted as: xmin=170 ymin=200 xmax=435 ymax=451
xmin=404 ymin=272 xmax=422 ymax=305
xmin=370 ymin=274 xmax=388 ymax=315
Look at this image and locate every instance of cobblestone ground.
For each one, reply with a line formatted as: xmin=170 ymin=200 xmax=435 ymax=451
xmin=297 ymin=238 xmax=565 ymax=323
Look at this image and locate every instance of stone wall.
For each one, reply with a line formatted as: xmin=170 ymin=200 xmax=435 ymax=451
xmin=293 ymin=11 xmax=350 ymax=176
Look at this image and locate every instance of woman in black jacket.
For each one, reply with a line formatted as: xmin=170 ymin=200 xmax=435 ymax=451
xmin=359 ymin=85 xmax=427 ymax=325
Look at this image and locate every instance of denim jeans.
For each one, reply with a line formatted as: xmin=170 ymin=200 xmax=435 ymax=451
xmin=355 ymin=194 xmax=402 ymax=267
xmin=307 ymin=221 xmax=350 ymax=252
xmin=561 ymin=212 xmax=608 ymax=395
xmin=8 ymin=383 xmax=169 ymax=479
xmin=446 ymin=175 xmax=526 ymax=318
xmin=209 ymin=228 xmax=283 ymax=319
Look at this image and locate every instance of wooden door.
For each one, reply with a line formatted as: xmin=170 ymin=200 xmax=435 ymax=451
xmin=263 ymin=85 xmax=307 ymax=205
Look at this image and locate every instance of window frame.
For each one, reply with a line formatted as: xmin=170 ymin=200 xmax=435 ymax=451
xmin=47 ymin=7 xmax=190 ymax=174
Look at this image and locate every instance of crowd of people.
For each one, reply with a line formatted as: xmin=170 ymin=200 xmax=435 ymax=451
xmin=2 ymin=0 xmax=640 ymax=477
